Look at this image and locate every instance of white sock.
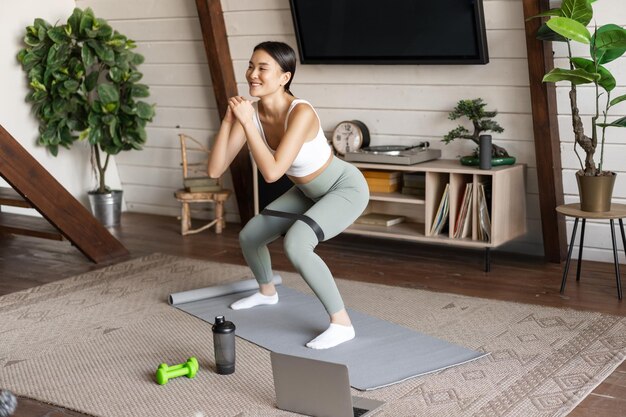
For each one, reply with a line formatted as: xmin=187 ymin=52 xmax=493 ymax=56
xmin=230 ymin=291 xmax=278 ymax=310
xmin=306 ymin=323 xmax=355 ymax=349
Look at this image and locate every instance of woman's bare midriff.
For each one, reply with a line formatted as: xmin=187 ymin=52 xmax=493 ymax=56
xmin=288 ymin=153 xmax=334 ymax=185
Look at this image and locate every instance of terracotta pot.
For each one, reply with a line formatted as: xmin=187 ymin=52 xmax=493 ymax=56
xmin=576 ymin=172 xmax=616 ymax=212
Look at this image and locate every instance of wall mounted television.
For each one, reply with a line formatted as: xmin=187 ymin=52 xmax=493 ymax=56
xmin=289 ymin=0 xmax=489 ymax=65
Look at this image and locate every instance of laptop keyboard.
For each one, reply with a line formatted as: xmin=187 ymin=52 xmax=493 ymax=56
xmin=353 ymin=407 xmax=369 ymax=417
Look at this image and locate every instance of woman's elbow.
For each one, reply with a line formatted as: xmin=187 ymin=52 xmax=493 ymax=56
xmin=208 ymin=166 xmax=224 ymax=179
xmin=262 ymin=171 xmax=283 ymax=183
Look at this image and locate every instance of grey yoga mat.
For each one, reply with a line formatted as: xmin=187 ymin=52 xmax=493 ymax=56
xmin=169 ymin=278 xmax=488 ymax=391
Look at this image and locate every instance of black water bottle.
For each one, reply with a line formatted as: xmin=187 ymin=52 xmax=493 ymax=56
xmin=212 ymin=315 xmax=236 ymax=375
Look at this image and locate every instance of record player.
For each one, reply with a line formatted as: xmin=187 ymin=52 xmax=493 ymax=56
xmin=343 ymin=142 xmax=441 ymax=165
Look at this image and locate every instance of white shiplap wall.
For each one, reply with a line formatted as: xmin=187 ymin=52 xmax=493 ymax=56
xmin=76 ymin=0 xmax=240 ymax=223
xmin=550 ymin=0 xmax=626 ymax=263
xmin=222 ymin=0 xmax=542 ymax=256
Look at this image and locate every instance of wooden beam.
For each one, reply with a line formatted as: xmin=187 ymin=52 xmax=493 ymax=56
xmin=522 ymin=0 xmax=567 ymax=263
xmin=195 ymin=0 xmax=254 ymax=223
xmin=0 ymin=123 xmax=129 ymax=263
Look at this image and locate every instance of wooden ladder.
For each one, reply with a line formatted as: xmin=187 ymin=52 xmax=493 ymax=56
xmin=0 ymin=123 xmax=129 ymax=263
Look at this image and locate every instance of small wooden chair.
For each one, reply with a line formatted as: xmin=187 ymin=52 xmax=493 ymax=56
xmin=174 ymin=134 xmax=231 ymax=235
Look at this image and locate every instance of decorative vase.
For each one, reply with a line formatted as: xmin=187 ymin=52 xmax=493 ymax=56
xmin=479 ymin=135 xmax=492 ymax=170
xmin=87 ymin=190 xmax=123 ymax=227
xmin=576 ymin=172 xmax=616 ymax=212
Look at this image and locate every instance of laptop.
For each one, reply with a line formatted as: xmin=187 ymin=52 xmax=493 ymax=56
xmin=270 ymin=351 xmax=385 ymax=417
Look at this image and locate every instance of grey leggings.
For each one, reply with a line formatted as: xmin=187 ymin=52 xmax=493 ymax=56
xmin=239 ymin=157 xmax=369 ymax=315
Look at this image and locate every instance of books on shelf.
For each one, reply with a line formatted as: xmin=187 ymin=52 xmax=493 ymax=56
xmin=401 ymin=186 xmax=425 ymax=197
xmin=365 ymin=177 xmax=400 ymax=193
xmin=453 ymin=183 xmax=473 ymax=239
xmin=402 ymin=172 xmax=425 ymax=188
xmin=362 ymin=170 xmax=401 ymax=193
xmin=477 ymin=183 xmax=492 ymax=242
xmin=355 ymin=213 xmax=406 ymax=227
xmin=401 ymin=172 xmax=425 ymax=197
xmin=360 ymin=170 xmax=401 ymax=180
xmin=429 ymin=183 xmax=450 ymax=236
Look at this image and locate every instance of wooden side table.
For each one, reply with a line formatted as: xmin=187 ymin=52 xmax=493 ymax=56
xmin=556 ymin=203 xmax=626 ymax=300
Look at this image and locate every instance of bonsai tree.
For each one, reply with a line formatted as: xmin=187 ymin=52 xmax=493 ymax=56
xmin=442 ymin=98 xmax=509 ymax=157
xmin=17 ymin=7 xmax=154 ymax=194
xmin=530 ymin=0 xmax=626 ymax=177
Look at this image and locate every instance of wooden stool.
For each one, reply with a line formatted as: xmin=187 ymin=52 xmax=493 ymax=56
xmin=556 ymin=203 xmax=626 ymax=300
xmin=174 ymin=134 xmax=232 ymax=235
xmin=174 ymin=189 xmax=231 ymax=235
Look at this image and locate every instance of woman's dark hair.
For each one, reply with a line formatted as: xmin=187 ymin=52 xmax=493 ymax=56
xmin=253 ymin=41 xmax=296 ymax=96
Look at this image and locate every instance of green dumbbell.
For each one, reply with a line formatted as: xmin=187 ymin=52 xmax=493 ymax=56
xmin=155 ymin=357 xmax=199 ymax=385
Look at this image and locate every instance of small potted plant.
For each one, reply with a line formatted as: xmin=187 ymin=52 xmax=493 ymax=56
xmin=442 ymin=98 xmax=515 ymax=166
xmin=530 ymin=0 xmax=626 ymax=211
xmin=17 ymin=7 xmax=155 ymax=226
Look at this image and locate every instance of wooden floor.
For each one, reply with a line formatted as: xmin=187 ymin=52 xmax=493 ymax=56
xmin=1 ymin=212 xmax=624 ymax=417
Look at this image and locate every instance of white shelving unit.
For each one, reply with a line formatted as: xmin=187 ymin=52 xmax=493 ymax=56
xmin=347 ymin=159 xmax=527 ymax=257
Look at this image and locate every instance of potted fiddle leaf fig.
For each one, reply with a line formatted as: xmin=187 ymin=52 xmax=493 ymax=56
xmin=17 ymin=7 xmax=155 ymax=226
xmin=442 ymin=98 xmax=515 ymax=166
xmin=530 ymin=0 xmax=626 ymax=212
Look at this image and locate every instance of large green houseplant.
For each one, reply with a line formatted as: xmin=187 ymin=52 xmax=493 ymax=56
xmin=531 ymin=0 xmax=626 ymax=211
xmin=17 ymin=7 xmax=154 ymax=225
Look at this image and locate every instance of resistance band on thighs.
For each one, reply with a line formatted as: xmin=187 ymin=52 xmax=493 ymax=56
xmin=261 ymin=209 xmax=325 ymax=242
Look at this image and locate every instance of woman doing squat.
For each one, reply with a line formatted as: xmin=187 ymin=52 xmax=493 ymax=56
xmin=208 ymin=41 xmax=369 ymax=349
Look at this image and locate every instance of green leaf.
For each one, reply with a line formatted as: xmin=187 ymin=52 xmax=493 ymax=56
xmin=106 ymin=34 xmax=126 ymax=48
xmin=97 ymin=83 xmax=119 ymax=104
xmin=87 ymin=39 xmax=115 ymax=64
xmin=30 ymin=79 xmax=47 ymax=92
xmin=79 ymin=11 xmax=94 ymax=35
xmin=120 ymin=104 xmax=137 ymax=115
xmin=108 ymin=67 xmax=124 ymax=83
xmin=525 ymin=8 xmax=563 ymax=21
xmin=543 ymin=67 xmax=600 ymax=84
xmin=87 ymin=125 xmax=102 ymax=145
xmin=127 ymin=71 xmax=143 ymax=83
xmin=94 ymin=19 xmax=114 ymax=40
xmin=47 ymin=27 xmax=69 ymax=44
xmin=609 ymin=94 xmax=626 ymax=107
xmin=560 ymin=0 xmax=593 ymax=25
xmin=20 ymin=52 xmax=41 ymax=71
xmin=109 ymin=117 xmax=118 ymax=141
xmin=594 ymin=27 xmax=626 ymax=57
xmin=24 ymin=33 xmax=41 ymax=47
xmin=81 ymin=43 xmax=95 ymax=67
xmin=104 ymin=102 xmax=118 ymax=113
xmin=63 ymin=79 xmax=80 ymax=93
xmin=130 ymin=84 xmax=149 ymax=98
xmin=570 ymin=57 xmax=616 ymax=91
xmin=546 ymin=17 xmax=591 ymax=44
xmin=593 ymin=25 xmax=626 ymax=64
xmin=536 ymin=23 xmax=568 ymax=42
xmin=67 ymin=8 xmax=83 ymax=36
xmin=130 ymin=53 xmax=144 ymax=66
xmin=597 ymin=116 xmax=626 ymax=128
xmin=136 ymin=101 xmax=154 ymax=120
xmin=85 ymin=70 xmax=99 ymax=91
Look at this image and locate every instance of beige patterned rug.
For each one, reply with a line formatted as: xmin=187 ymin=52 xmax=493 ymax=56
xmin=0 ymin=253 xmax=624 ymax=417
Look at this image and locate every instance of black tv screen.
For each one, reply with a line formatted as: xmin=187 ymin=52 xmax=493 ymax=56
xmin=289 ymin=0 xmax=489 ymax=64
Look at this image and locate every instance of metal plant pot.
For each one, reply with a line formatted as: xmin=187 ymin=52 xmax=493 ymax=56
xmin=576 ymin=172 xmax=616 ymax=212
xmin=87 ymin=190 xmax=123 ymax=227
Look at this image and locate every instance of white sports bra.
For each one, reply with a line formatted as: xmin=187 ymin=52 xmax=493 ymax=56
xmin=252 ymin=99 xmax=332 ymax=177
